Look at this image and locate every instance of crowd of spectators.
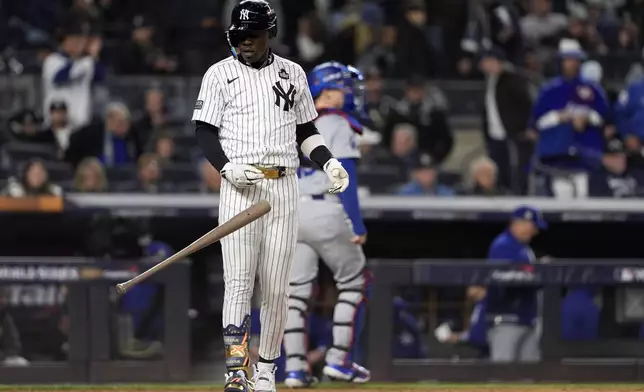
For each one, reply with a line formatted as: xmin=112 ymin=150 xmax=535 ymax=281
xmin=0 ymin=0 xmax=644 ymax=198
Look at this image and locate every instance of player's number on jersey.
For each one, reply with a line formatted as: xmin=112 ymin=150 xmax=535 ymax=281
xmin=297 ymin=167 xmax=316 ymax=179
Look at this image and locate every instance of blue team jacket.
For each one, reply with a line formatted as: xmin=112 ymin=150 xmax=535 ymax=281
xmin=561 ymin=287 xmax=599 ymax=341
xmin=614 ymin=79 xmax=644 ymax=139
xmin=485 ymin=230 xmax=538 ymax=326
xmin=533 ymin=77 xmax=609 ymax=170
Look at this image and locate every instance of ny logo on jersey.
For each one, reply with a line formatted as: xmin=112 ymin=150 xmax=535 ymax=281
xmin=273 ymin=81 xmax=296 ymax=112
xmin=240 ymin=9 xmax=250 ymax=20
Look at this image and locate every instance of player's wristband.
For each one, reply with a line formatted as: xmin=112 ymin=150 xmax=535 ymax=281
xmin=300 ymin=133 xmax=333 ymax=169
xmin=309 ymin=145 xmax=334 ymax=170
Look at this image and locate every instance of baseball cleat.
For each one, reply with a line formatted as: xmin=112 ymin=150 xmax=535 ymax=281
xmin=224 ymin=370 xmax=252 ymax=392
xmin=323 ymin=362 xmax=371 ymax=383
xmin=252 ymin=363 xmax=277 ymax=392
xmin=284 ymin=370 xmax=319 ymax=388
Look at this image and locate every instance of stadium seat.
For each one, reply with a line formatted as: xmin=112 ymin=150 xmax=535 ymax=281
xmin=358 ymin=165 xmax=406 ymax=194
xmin=43 ymin=161 xmax=74 ymax=182
xmin=106 ymin=165 xmax=138 ymax=182
xmin=3 ymin=142 xmax=58 ymax=162
xmin=163 ymin=164 xmax=199 ymax=183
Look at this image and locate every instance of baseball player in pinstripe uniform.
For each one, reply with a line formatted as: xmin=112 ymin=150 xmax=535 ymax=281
xmin=191 ymin=2 xmax=350 ymax=392
xmin=283 ymin=62 xmax=371 ymax=388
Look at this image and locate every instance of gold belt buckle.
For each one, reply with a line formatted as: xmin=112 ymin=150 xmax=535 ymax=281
xmin=255 ymin=165 xmax=283 ymax=179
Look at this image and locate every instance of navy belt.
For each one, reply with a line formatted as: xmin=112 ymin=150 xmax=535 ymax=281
xmin=311 ymin=194 xmax=325 ymax=200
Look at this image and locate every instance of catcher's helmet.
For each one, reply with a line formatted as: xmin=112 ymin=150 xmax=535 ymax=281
xmin=227 ymin=0 xmax=277 ymax=48
xmin=308 ymin=61 xmax=366 ymax=116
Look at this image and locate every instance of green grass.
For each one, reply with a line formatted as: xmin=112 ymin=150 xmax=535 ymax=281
xmin=2 ymin=384 xmax=644 ymax=391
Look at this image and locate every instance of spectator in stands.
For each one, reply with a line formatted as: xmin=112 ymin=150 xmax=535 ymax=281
xmin=124 ymin=153 xmax=168 ymax=193
xmin=358 ymin=26 xmax=397 ymax=79
xmin=531 ymin=39 xmax=609 ymax=198
xmin=73 ymin=157 xmax=108 ymax=192
xmin=390 ymin=0 xmax=434 ymax=78
xmin=589 ymin=137 xmax=644 ymax=197
xmin=614 ymin=64 xmax=644 ymax=167
xmin=170 ymin=0 xmax=223 ymax=75
xmin=479 ymin=48 xmax=534 ymax=193
xmin=42 ymin=21 xmax=105 ymax=129
xmin=115 ymin=15 xmax=177 ymax=75
xmin=361 ymin=68 xmax=386 ymax=132
xmin=382 ymin=74 xmax=453 ymax=166
xmin=295 ymin=11 xmax=326 ymax=69
xmin=323 ymin=1 xmax=377 ymax=69
xmin=616 ymin=23 xmax=640 ymax=52
xmin=153 ymin=131 xmax=181 ymax=165
xmin=520 ymin=0 xmax=568 ymax=49
xmin=2 ymin=159 xmax=63 ymax=197
xmin=564 ymin=14 xmax=607 ymax=55
xmin=461 ymin=0 xmax=524 ymax=66
xmin=40 ymin=101 xmax=75 ymax=159
xmin=458 ymin=156 xmax=509 ymax=196
xmin=390 ymin=123 xmax=419 ymax=169
xmin=198 ymin=158 xmax=221 ymax=194
xmin=132 ymin=88 xmax=169 ymax=150
xmin=6 ymin=110 xmax=43 ymax=143
xmin=66 ymin=102 xmax=142 ymax=168
xmin=0 ymin=308 xmax=29 ymax=367
xmin=397 ymin=153 xmax=454 ymax=196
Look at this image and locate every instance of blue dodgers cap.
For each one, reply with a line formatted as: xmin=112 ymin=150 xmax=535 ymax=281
xmin=512 ymin=205 xmax=547 ymax=230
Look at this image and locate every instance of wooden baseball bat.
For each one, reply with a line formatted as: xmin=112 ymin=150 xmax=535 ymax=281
xmin=115 ymin=200 xmax=271 ymax=295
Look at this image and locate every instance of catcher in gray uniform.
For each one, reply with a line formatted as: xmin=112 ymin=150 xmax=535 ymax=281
xmin=283 ymin=62 xmax=371 ymax=387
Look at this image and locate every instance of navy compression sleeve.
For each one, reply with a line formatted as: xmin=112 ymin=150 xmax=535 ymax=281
xmin=195 ymin=121 xmax=229 ymax=171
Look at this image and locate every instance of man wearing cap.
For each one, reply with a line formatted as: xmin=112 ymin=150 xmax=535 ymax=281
xmin=397 ymin=153 xmax=454 ymax=196
xmin=589 ymin=137 xmax=644 ymax=197
xmin=383 ymin=74 xmax=453 ymax=166
xmin=531 ymin=38 xmax=610 ymax=198
xmin=485 ymin=205 xmax=546 ymax=362
xmin=42 ymin=21 xmax=105 ymax=129
xmin=480 ymin=47 xmax=533 ymax=193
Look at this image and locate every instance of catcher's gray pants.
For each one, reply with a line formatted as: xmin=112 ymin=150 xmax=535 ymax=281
xmin=487 ymin=324 xmax=540 ymax=362
xmin=284 ymin=196 xmax=367 ymax=372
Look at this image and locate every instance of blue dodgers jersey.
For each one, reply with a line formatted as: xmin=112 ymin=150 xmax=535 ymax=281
xmin=533 ymin=77 xmax=609 ymax=168
xmin=485 ymin=231 xmax=538 ymax=326
xmin=614 ymin=79 xmax=644 ymax=137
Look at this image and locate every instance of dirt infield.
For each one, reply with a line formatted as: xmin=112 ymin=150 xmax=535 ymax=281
xmin=7 ymin=386 xmax=644 ymax=392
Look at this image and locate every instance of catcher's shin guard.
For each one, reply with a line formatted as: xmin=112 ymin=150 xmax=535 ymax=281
xmin=327 ymin=268 xmax=371 ymax=366
xmin=283 ymin=280 xmax=314 ymax=374
xmin=223 ymin=315 xmax=251 ymax=376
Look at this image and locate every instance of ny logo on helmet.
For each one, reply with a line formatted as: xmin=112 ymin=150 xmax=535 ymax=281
xmin=273 ymin=81 xmax=296 ymax=112
xmin=240 ymin=9 xmax=250 ymax=20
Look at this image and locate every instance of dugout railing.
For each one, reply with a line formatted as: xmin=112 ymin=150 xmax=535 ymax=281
xmin=0 ymin=257 xmax=190 ymax=384
xmin=366 ymin=259 xmax=644 ymax=382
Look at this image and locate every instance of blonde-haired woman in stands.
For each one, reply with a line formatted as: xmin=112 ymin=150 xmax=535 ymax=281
xmin=73 ymin=157 xmax=108 ymax=192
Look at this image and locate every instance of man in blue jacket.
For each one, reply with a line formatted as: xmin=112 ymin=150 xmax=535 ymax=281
xmin=485 ymin=205 xmax=545 ymax=362
xmin=614 ymin=75 xmax=644 ymax=165
xmin=532 ymin=39 xmax=610 ymax=197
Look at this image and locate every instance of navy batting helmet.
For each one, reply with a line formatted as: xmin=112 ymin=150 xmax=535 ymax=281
xmin=226 ymin=0 xmax=277 ymax=48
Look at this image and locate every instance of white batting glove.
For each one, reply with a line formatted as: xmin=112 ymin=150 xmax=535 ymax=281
xmin=220 ymin=163 xmax=265 ymax=188
xmin=323 ymin=158 xmax=349 ymax=194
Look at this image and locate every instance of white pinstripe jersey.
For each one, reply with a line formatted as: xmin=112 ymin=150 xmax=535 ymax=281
xmin=192 ymin=55 xmax=318 ymax=168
